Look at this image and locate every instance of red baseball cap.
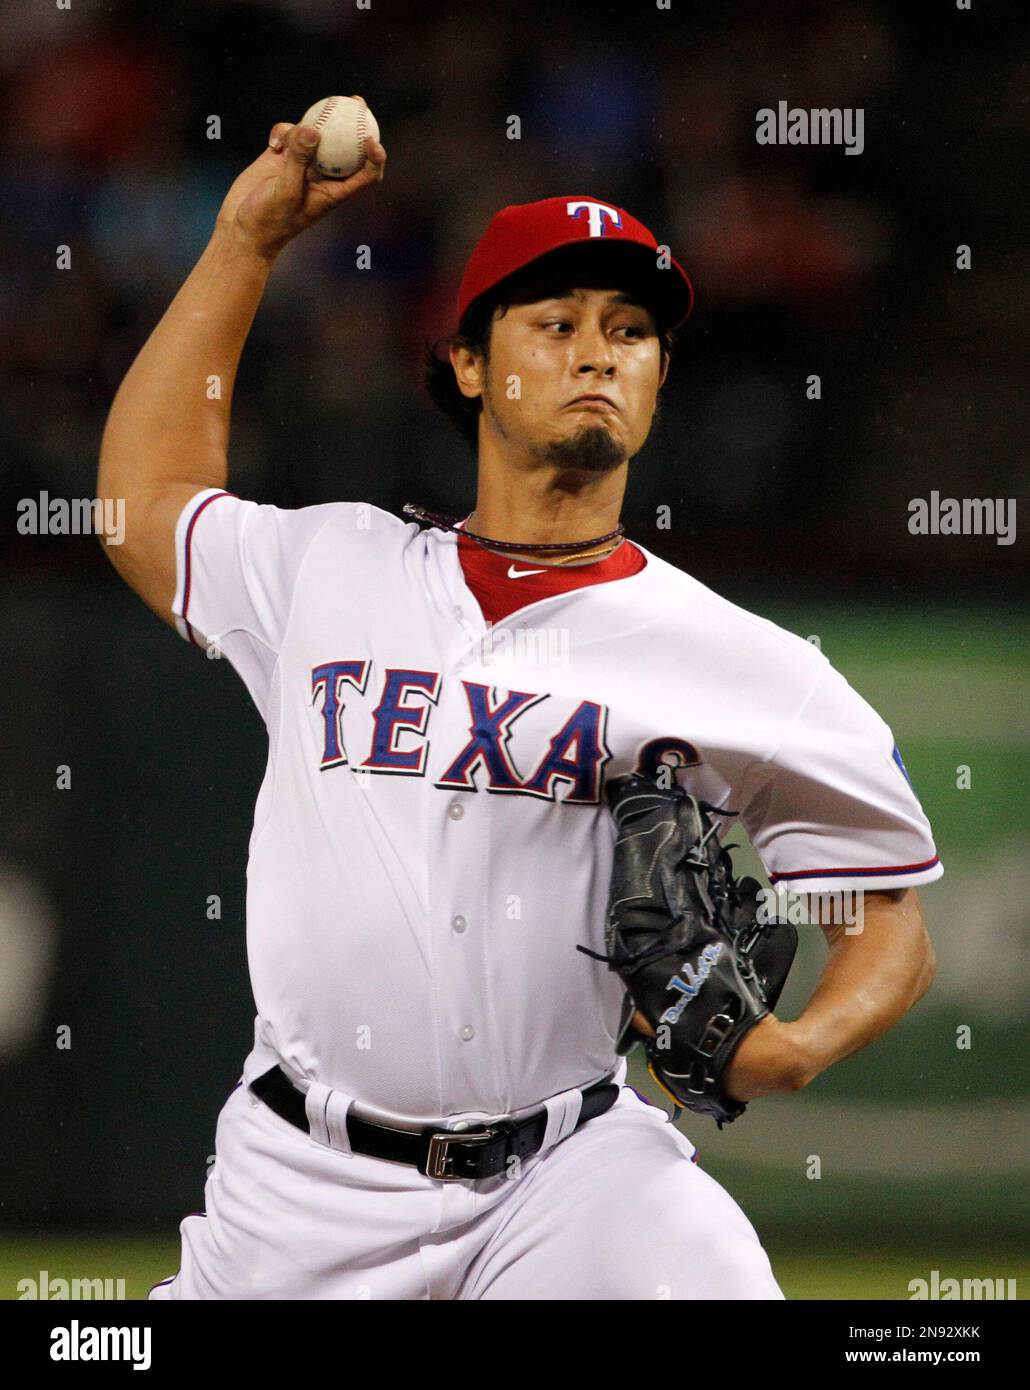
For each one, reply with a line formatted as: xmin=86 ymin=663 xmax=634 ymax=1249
xmin=456 ymin=195 xmax=694 ymax=332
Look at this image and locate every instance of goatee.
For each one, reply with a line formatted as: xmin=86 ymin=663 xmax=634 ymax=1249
xmin=541 ymin=422 xmax=627 ymax=473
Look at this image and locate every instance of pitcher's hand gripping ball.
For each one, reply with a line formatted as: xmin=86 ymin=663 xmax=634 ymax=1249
xmin=299 ymin=95 xmax=380 ymax=178
xmin=579 ymin=770 xmax=798 ymax=1127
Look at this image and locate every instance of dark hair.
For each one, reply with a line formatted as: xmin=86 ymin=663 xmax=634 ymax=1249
xmin=422 ymin=245 xmax=678 ymax=450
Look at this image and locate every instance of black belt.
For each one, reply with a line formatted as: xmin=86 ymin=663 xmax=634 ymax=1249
xmin=249 ymin=1065 xmax=620 ymax=1182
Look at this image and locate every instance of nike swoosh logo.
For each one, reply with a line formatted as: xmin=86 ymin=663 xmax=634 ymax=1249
xmin=508 ymin=565 xmax=547 ymax=579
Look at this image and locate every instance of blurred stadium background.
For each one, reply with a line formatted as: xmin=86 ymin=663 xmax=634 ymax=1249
xmin=1 ymin=0 xmax=1026 ymax=1299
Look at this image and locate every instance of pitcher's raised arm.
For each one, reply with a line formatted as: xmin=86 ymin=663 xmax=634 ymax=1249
xmin=96 ymin=112 xmax=386 ymax=627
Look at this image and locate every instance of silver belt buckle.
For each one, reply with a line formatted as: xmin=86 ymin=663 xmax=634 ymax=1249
xmin=423 ymin=1125 xmax=498 ymax=1181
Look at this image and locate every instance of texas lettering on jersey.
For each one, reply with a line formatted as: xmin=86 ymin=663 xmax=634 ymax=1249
xmin=311 ymin=660 xmax=698 ymax=802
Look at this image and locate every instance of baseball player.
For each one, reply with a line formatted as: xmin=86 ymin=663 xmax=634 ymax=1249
xmin=98 ymin=117 xmax=942 ymax=1300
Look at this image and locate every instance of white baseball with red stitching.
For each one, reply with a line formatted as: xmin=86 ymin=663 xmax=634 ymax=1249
xmin=298 ymin=95 xmax=379 ymax=178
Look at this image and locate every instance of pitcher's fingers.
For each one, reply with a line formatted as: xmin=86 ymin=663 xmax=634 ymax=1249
xmin=315 ymin=149 xmax=386 ymax=205
xmin=349 ymin=94 xmax=384 ymax=172
xmin=280 ymin=123 xmax=320 ymax=199
xmin=267 ymin=122 xmax=295 ymax=152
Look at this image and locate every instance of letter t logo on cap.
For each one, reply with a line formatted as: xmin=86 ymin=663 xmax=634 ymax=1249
xmin=565 ymin=200 xmax=622 ymax=238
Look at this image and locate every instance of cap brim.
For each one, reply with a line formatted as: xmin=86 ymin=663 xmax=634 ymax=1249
xmin=467 ymin=240 xmax=694 ymax=333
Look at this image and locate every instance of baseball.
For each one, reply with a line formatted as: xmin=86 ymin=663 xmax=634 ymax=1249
xmin=298 ymin=95 xmax=380 ymax=179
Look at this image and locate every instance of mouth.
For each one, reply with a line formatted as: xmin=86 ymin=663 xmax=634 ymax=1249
xmin=565 ymin=395 xmax=618 ymax=411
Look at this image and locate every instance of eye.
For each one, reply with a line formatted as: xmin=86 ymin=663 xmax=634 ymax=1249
xmin=618 ymin=324 xmax=646 ymax=339
xmin=542 ymin=320 xmax=573 ymax=332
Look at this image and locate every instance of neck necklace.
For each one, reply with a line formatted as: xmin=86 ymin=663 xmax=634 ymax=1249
xmin=402 ymin=504 xmax=626 ymax=565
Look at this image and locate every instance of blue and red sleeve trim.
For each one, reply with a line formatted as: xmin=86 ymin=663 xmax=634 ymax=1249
xmin=769 ymin=855 xmax=941 ymax=885
xmin=178 ymin=489 xmax=236 ymax=647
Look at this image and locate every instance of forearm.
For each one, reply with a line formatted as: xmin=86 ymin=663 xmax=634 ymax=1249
xmin=791 ymin=890 xmax=937 ymax=1084
xmin=98 ymin=230 xmax=273 ymax=505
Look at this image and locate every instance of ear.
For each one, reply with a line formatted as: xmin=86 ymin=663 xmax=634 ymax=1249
xmin=658 ymin=351 xmax=670 ymax=390
xmin=449 ymin=342 xmax=485 ymax=402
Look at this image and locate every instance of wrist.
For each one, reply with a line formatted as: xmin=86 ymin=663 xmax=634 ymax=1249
xmin=721 ymin=1015 xmax=803 ymax=1102
xmin=779 ymin=1018 xmax=823 ymax=1091
xmin=210 ymin=220 xmax=281 ymax=271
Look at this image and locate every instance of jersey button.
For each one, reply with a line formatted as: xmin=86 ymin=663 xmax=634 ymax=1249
xmin=448 ymin=802 xmax=465 ymax=821
xmin=453 ymin=605 xmax=464 ymax=619
xmin=460 ymin=1025 xmax=475 ymax=1042
xmin=452 ymin=915 xmax=467 ymax=933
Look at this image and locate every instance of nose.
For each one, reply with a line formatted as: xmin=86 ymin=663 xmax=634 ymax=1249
xmin=572 ymin=318 xmax=617 ymax=376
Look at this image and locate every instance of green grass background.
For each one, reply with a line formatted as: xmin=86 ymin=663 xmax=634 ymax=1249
xmin=2 ymin=1234 xmax=1026 ymax=1301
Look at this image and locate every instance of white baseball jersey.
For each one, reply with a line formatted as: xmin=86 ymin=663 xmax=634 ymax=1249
xmin=172 ymin=489 xmax=943 ymax=1121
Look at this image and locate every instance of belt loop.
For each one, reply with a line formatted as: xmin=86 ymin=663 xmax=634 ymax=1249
xmin=304 ymin=1082 xmax=355 ymax=1157
xmin=539 ymin=1085 xmax=584 ymax=1157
